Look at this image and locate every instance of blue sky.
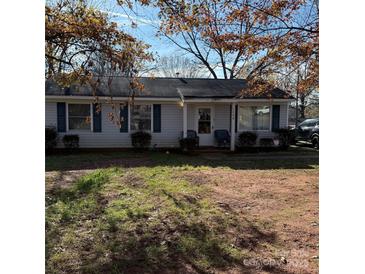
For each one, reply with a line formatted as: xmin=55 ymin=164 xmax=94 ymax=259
xmin=95 ymin=1 xmax=182 ymax=59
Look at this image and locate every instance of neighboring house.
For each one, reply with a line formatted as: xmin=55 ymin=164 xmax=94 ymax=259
xmin=45 ymin=77 xmax=293 ymax=151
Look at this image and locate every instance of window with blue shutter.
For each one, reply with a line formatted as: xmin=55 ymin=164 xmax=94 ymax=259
xmin=272 ymin=105 xmax=280 ymax=131
xmin=120 ymin=103 xmax=129 ymax=132
xmin=93 ymin=103 xmax=102 ymax=132
xmin=153 ymin=104 xmax=161 ymax=132
xmin=57 ymin=102 xmax=66 ymax=132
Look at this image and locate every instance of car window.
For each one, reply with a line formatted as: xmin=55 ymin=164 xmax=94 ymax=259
xmin=300 ymin=120 xmax=317 ymax=127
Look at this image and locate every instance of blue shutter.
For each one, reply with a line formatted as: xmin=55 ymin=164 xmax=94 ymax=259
xmin=272 ymin=105 xmax=280 ymax=131
xmin=93 ymin=103 xmax=102 ymax=132
xmin=57 ymin=102 xmax=66 ymax=132
xmin=235 ymin=104 xmax=238 ymax=132
xmin=153 ymin=104 xmax=161 ymax=132
xmin=120 ymin=103 xmax=128 ymax=132
xmin=229 ymin=104 xmax=232 ymax=132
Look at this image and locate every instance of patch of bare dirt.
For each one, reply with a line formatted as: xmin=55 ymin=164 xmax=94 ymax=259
xmin=46 ymin=170 xmax=93 ymax=191
xmin=180 ymin=168 xmax=319 ymax=274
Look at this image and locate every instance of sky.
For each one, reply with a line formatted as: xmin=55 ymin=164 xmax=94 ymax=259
xmin=93 ymin=0 xmax=183 ymax=59
xmin=48 ymin=0 xmax=316 ymax=78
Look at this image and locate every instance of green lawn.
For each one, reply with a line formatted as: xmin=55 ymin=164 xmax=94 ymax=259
xmin=46 ymin=149 xmax=319 ymax=273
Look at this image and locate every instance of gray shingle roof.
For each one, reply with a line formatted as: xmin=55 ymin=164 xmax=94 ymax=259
xmin=45 ymin=77 xmax=291 ymax=99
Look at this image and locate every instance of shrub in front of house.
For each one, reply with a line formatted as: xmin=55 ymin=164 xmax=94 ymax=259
xmin=62 ymin=134 xmax=79 ymax=150
xmin=238 ymin=132 xmax=258 ymax=148
xmin=131 ymin=131 xmax=151 ymax=150
xmin=179 ymin=137 xmax=198 ymax=153
xmin=45 ymin=127 xmax=58 ymax=153
xmin=273 ymin=128 xmax=296 ymax=149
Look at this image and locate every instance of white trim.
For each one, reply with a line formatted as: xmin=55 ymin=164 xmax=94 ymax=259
xmin=195 ymin=105 xmax=214 ymax=135
xmin=183 ymin=103 xmax=187 ymax=138
xmin=46 ymin=95 xmax=179 ymax=102
xmin=129 ymin=103 xmax=153 ymax=133
xmin=230 ymin=103 xmax=236 ymax=151
xmin=118 ymin=101 xmax=130 ymax=133
xmin=184 ymin=98 xmax=294 ymax=103
xmin=66 ymin=102 xmax=92 ymax=132
xmin=46 ymin=95 xmax=294 ymax=103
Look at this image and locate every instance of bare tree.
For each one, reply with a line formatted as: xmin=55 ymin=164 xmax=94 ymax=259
xmin=276 ymin=61 xmax=319 ymax=122
xmin=153 ymin=56 xmax=208 ymax=78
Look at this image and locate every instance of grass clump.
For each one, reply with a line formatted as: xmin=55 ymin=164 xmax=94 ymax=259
xmin=75 ymin=169 xmax=110 ymax=193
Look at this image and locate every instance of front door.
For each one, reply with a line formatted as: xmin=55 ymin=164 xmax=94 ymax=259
xmin=196 ymin=106 xmax=214 ymax=146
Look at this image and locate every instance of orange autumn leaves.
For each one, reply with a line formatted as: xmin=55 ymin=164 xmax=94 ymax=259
xmin=45 ymin=0 xmax=152 ymax=87
xmin=134 ymin=0 xmax=318 ymax=94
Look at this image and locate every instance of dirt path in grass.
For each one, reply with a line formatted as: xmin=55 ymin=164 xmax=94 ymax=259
xmin=180 ymin=168 xmax=319 ymax=274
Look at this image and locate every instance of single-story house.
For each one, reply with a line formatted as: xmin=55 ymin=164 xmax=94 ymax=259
xmin=45 ymin=77 xmax=293 ymax=151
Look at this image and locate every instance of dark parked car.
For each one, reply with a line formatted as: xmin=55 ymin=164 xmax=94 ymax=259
xmin=292 ymin=118 xmax=319 ymax=149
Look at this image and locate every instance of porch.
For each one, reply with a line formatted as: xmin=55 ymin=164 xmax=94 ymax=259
xmin=180 ymin=100 xmax=288 ymax=151
xmin=182 ymin=102 xmax=237 ymax=151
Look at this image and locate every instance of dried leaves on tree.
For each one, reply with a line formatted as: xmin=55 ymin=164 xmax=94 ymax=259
xmin=132 ymin=0 xmax=318 ymax=95
xmin=45 ymin=0 xmax=152 ymax=87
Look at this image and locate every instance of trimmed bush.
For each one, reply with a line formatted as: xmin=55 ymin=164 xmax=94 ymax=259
xmin=179 ymin=137 xmax=198 ymax=152
xmin=273 ymin=128 xmax=296 ymax=149
xmin=259 ymin=138 xmax=274 ymax=147
xmin=46 ymin=127 xmax=58 ymax=152
xmin=131 ymin=131 xmax=151 ymax=150
xmin=238 ymin=132 xmax=257 ymax=147
xmin=62 ymin=135 xmax=79 ymax=150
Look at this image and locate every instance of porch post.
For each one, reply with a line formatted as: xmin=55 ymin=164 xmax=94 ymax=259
xmin=183 ymin=103 xmax=188 ymax=138
xmin=230 ymin=103 xmax=236 ymax=151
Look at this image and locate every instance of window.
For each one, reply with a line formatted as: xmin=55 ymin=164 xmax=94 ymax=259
xmin=131 ymin=104 xmax=151 ymax=131
xmin=239 ymin=106 xmax=270 ymax=131
xmin=68 ymin=104 xmax=91 ymax=130
xmin=299 ymin=119 xmax=317 ymax=128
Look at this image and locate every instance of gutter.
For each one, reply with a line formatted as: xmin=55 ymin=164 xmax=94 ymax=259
xmin=45 ymin=95 xmax=294 ymax=103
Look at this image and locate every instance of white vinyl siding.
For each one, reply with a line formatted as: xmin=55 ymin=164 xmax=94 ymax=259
xmin=214 ymin=104 xmax=230 ymax=130
xmin=151 ymin=104 xmax=183 ymax=147
xmin=45 ymin=102 xmax=57 ymax=128
xmin=187 ymin=104 xmax=196 ymax=130
xmin=46 ymin=102 xmax=184 ymax=148
xmin=45 ymin=100 xmax=290 ymax=148
xmin=279 ymin=103 xmax=288 ymax=128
